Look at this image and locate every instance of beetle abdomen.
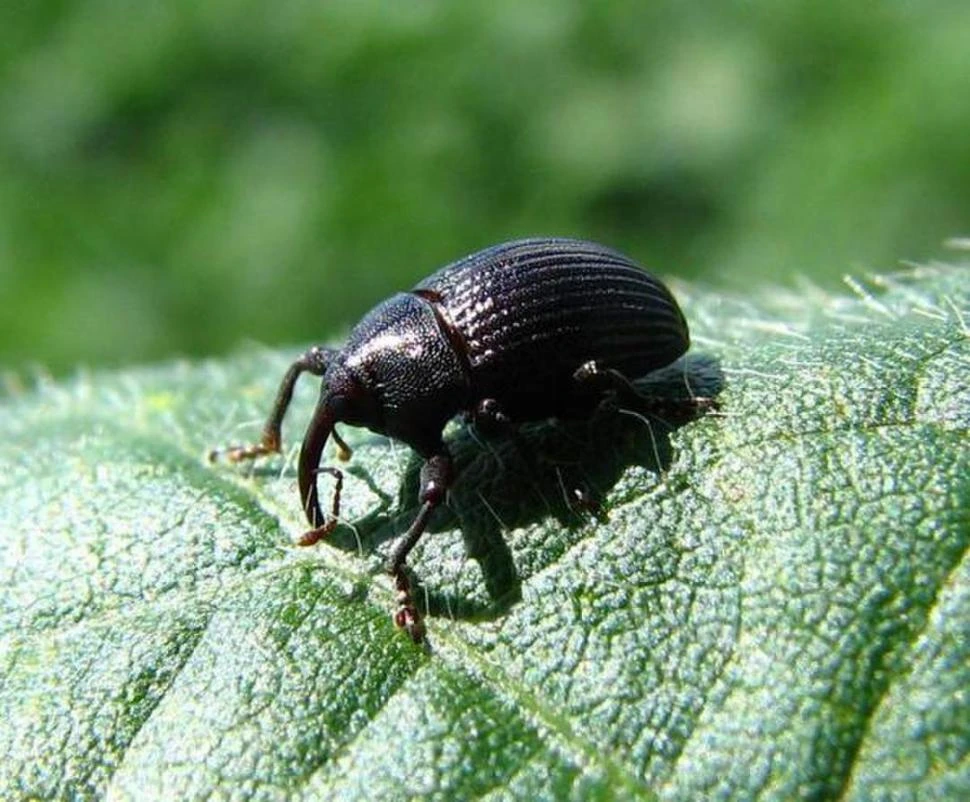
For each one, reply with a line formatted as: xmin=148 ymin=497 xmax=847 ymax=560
xmin=412 ymin=239 xmax=689 ymax=413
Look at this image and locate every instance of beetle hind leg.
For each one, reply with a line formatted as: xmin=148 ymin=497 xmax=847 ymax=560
xmin=573 ymin=360 xmax=718 ymax=423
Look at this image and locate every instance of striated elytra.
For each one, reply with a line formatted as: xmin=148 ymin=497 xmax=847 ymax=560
xmin=217 ymin=238 xmax=710 ymax=642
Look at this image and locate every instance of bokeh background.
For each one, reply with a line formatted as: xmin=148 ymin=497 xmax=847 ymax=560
xmin=2 ymin=1 xmax=968 ymax=374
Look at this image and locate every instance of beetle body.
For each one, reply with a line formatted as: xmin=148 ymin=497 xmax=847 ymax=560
xmin=220 ymin=238 xmax=698 ymax=642
xmin=319 ymin=238 xmax=688 ymax=456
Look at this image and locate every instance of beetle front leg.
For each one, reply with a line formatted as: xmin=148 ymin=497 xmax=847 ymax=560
xmin=387 ymin=451 xmax=454 ymax=643
xmin=297 ymin=467 xmax=344 ymax=546
xmin=211 ymin=345 xmax=338 ymax=463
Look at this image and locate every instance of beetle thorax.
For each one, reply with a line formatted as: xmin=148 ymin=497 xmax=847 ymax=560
xmin=335 ymin=293 xmax=471 ymax=455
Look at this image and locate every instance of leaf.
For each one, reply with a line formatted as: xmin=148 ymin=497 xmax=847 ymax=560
xmin=1 ymin=265 xmax=967 ymax=801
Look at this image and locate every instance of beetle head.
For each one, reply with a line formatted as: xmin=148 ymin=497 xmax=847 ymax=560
xmin=297 ymin=364 xmax=380 ymax=528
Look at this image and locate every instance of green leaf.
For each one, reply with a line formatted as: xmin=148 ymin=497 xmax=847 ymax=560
xmin=1 ymin=265 xmax=967 ymax=801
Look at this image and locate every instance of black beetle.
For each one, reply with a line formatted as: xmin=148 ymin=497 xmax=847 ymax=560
xmin=217 ymin=238 xmax=710 ymax=642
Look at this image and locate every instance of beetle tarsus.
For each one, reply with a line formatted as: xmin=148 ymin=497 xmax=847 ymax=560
xmin=629 ymin=395 xmax=720 ymax=424
xmin=227 ymin=437 xmax=280 ymax=463
xmin=207 ymin=431 xmax=280 ymax=463
xmin=297 ymin=518 xmax=338 ymax=547
xmin=393 ymin=570 xmax=426 ymax=644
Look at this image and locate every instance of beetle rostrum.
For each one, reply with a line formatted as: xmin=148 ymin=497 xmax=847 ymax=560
xmin=216 ymin=238 xmax=712 ymax=642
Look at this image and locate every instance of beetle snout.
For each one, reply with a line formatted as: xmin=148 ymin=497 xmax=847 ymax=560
xmin=297 ymin=400 xmax=336 ymax=528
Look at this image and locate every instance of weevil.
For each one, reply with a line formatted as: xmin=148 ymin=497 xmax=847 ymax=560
xmin=216 ymin=238 xmax=712 ymax=642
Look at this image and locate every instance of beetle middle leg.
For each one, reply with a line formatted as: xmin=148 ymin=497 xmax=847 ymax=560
xmin=470 ymin=397 xmax=548 ymax=491
xmin=387 ymin=451 xmax=454 ymax=643
xmin=470 ymin=398 xmax=513 ymax=437
xmin=211 ymin=345 xmax=340 ymax=463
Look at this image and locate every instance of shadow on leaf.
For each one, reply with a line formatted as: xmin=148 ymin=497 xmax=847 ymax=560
xmin=330 ymin=352 xmax=724 ymax=627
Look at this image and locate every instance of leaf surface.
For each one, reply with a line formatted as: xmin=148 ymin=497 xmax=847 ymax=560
xmin=1 ymin=266 xmax=967 ymax=801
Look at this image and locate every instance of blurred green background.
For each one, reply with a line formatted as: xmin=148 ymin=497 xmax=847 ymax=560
xmin=2 ymin=1 xmax=968 ymax=374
